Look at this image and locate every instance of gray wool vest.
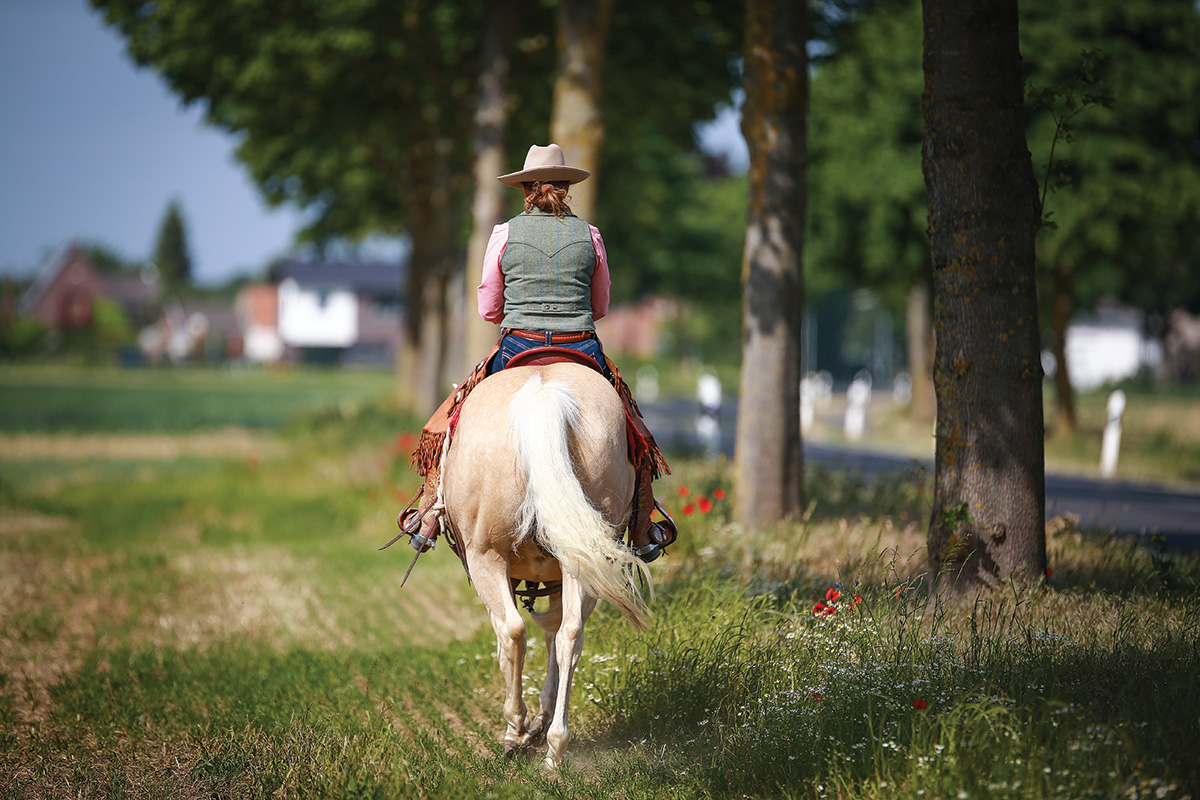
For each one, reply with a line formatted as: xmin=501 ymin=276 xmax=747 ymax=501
xmin=500 ymin=210 xmax=597 ymax=331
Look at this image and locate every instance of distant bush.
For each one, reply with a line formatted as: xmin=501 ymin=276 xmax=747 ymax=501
xmin=0 ymin=317 xmax=49 ymax=359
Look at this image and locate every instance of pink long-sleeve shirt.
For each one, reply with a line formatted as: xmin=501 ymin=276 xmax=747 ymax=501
xmin=476 ymin=221 xmax=611 ymax=325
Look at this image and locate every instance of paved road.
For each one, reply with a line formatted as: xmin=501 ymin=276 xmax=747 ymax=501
xmin=642 ymin=397 xmax=1200 ymax=551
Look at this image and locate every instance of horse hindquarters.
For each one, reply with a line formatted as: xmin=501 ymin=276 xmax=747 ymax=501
xmin=508 ymin=370 xmax=650 ymax=629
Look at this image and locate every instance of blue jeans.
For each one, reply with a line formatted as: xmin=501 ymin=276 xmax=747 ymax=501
xmin=492 ymin=331 xmax=614 ymax=382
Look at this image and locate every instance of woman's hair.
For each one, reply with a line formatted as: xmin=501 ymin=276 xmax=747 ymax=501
xmin=523 ymin=181 xmax=572 ymax=217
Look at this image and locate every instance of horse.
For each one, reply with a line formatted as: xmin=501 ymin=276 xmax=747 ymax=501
xmin=440 ymin=362 xmax=653 ymax=768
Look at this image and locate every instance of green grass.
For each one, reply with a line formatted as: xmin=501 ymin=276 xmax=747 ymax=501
xmin=1 ymin=367 xmax=1198 ymax=798
xmin=0 ymin=364 xmax=396 ymax=431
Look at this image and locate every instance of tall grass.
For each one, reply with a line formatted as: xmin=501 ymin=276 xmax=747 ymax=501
xmin=1 ymin=375 xmax=1198 ymax=798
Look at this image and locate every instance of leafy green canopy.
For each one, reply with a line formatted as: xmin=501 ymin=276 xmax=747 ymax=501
xmin=93 ymin=0 xmax=743 ymax=262
xmin=93 ymin=0 xmax=491 ymax=243
xmin=806 ymin=0 xmax=1200 ymax=315
xmin=152 ymin=200 xmax=192 ymax=286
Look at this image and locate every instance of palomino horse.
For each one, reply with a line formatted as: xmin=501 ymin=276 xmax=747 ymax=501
xmin=441 ymin=362 xmax=652 ymax=768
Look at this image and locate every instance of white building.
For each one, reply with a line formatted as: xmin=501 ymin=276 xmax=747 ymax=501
xmin=273 ymin=260 xmax=404 ymax=364
xmin=1052 ymin=305 xmax=1161 ymax=390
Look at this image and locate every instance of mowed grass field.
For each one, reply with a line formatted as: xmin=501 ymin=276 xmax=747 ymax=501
xmin=1 ymin=364 xmax=1198 ymax=799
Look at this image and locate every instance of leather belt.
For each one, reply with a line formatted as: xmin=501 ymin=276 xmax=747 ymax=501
xmin=507 ymin=329 xmax=596 ymax=344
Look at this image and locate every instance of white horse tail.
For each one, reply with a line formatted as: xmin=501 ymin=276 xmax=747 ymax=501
xmin=510 ymin=372 xmax=651 ymax=630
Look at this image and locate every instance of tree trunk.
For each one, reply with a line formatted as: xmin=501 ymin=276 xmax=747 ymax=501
xmin=906 ymin=281 xmax=936 ymax=422
xmin=1049 ymin=258 xmax=1077 ymax=437
xmin=399 ymin=136 xmax=464 ymax=418
xmin=462 ymin=1 xmax=513 ymax=373
xmin=921 ymin=0 xmax=1046 ymax=593
xmin=549 ymin=0 xmax=614 ymax=223
xmin=733 ymin=0 xmax=807 ymax=529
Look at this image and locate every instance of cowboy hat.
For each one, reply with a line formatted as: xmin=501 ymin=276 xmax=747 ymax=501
xmin=497 ymin=144 xmax=590 ymax=187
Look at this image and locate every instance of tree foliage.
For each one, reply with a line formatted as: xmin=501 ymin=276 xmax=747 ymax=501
xmin=807 ymin=0 xmax=1200 ymax=316
xmin=152 ymin=200 xmax=192 ymax=287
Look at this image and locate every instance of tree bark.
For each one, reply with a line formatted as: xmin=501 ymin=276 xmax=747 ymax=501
xmin=549 ymin=0 xmax=614 ymax=223
xmin=733 ymin=0 xmax=807 ymax=528
xmin=906 ymin=281 xmax=937 ymax=422
xmin=462 ymin=1 xmax=513 ymax=372
xmin=921 ymin=0 xmax=1046 ymax=593
xmin=399 ymin=136 xmax=464 ymax=418
xmin=1049 ymin=258 xmax=1077 ymax=437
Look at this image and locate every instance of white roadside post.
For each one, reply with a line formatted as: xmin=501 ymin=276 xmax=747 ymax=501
xmin=800 ymin=374 xmax=816 ymax=434
xmin=1100 ymin=389 xmax=1126 ymax=479
xmin=696 ymin=371 xmax=723 ymax=458
xmin=844 ymin=372 xmax=872 ymax=442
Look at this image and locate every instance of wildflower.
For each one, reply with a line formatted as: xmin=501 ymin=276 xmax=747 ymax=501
xmin=812 ymin=692 xmax=823 ymax=700
xmin=912 ymin=699 xmax=927 ymax=710
xmin=826 ymin=587 xmax=840 ymax=603
xmin=853 ymin=595 xmax=862 ymax=605
xmin=697 ymin=496 xmax=713 ymax=514
xmin=678 ymin=486 xmax=691 ymax=497
xmin=682 ymin=504 xmax=695 ymax=516
xmin=713 ymin=488 xmax=727 ymax=500
xmin=812 ymin=601 xmax=828 ymax=615
xmin=1046 ymin=566 xmax=1053 ymax=577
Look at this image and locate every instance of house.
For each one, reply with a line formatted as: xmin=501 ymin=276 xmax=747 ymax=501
xmin=274 ymin=259 xmax=405 ymax=365
xmin=138 ymin=299 xmax=241 ymax=364
xmin=596 ymin=296 xmax=679 ymax=358
xmin=18 ymin=243 xmax=161 ymax=330
xmin=235 ymin=284 xmax=284 ymax=364
xmin=1053 ymin=304 xmax=1162 ymax=390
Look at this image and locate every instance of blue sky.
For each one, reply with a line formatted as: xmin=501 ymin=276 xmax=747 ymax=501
xmin=0 ymin=2 xmax=745 ymax=287
xmin=0 ymin=2 xmax=306 ymax=285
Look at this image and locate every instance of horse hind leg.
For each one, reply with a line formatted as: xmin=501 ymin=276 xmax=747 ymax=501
xmin=544 ymin=573 xmax=598 ymax=769
xmin=527 ymin=595 xmax=565 ymax=745
xmin=469 ymin=550 xmax=532 ymax=757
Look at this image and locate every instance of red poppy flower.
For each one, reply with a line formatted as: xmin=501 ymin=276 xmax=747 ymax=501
xmin=678 ymin=486 xmax=691 ymax=497
xmin=697 ymin=497 xmax=713 ymax=513
xmin=912 ymin=699 xmax=927 ymax=710
xmin=822 ymin=605 xmax=837 ymax=617
xmin=812 ymin=692 xmax=823 ymax=700
xmin=812 ymin=601 xmax=827 ymax=615
xmin=826 ymin=588 xmax=840 ymax=603
xmin=712 ymin=488 xmax=727 ymax=500
xmin=682 ymin=504 xmax=695 ymax=516
xmin=853 ymin=595 xmax=863 ymax=604
xmin=1046 ymin=567 xmax=1053 ymax=577
xmin=399 ymin=432 xmax=416 ymax=452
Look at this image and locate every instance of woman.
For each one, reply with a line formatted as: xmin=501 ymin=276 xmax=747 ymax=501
xmin=400 ymin=144 xmax=675 ymax=563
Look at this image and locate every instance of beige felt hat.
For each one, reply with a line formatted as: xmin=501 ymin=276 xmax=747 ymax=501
xmin=497 ymin=144 xmax=590 ymax=187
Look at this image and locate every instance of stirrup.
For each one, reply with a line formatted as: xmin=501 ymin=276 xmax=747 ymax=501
xmin=651 ymin=500 xmax=678 ymax=549
xmin=384 ymin=486 xmax=436 ymax=553
xmin=631 ymin=500 xmax=678 ymax=563
xmin=633 ymin=542 xmax=662 ymax=563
